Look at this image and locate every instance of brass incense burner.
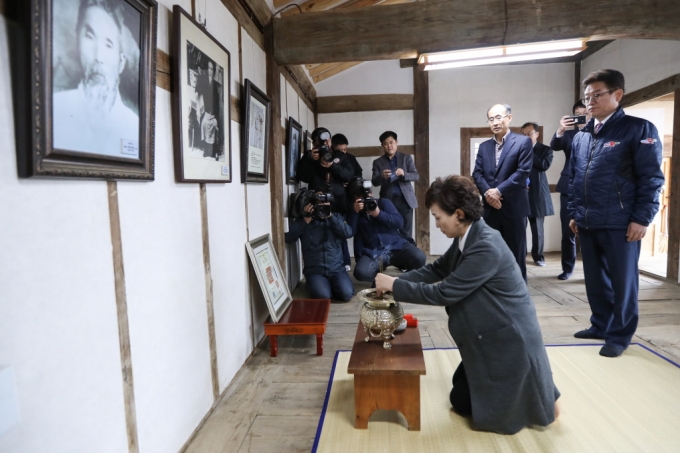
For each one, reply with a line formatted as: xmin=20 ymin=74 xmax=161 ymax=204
xmin=357 ymin=289 xmax=404 ymax=350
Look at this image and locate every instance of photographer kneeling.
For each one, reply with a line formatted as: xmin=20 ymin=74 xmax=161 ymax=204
xmin=285 ymin=190 xmax=354 ymax=301
xmin=347 ymin=179 xmax=426 ymax=283
xmin=298 ymin=128 xmax=353 ymax=215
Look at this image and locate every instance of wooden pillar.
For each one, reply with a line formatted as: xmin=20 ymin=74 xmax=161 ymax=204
xmin=266 ymin=25 xmax=286 ymax=271
xmin=668 ymin=88 xmax=680 ymax=281
xmin=574 ymin=58 xmax=582 ymax=103
xmin=413 ymin=67 xmax=430 ymax=254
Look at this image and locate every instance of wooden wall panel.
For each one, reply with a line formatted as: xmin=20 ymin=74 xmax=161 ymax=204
xmin=351 ymin=145 xmax=414 ymax=157
xmin=413 ymin=68 xmax=430 ymax=254
xmin=317 ymin=94 xmax=413 ymax=113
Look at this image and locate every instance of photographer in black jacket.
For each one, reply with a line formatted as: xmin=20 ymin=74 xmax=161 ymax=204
xmin=297 ymin=128 xmax=354 ymax=215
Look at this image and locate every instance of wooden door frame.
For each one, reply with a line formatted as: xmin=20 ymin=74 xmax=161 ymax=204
xmin=460 ymin=126 xmax=543 ymax=177
xmin=621 ymin=74 xmax=680 ymax=282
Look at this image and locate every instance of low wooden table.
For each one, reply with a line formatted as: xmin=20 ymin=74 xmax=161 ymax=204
xmin=263 ymin=299 xmax=331 ymax=357
xmin=347 ymin=322 xmax=426 ymax=430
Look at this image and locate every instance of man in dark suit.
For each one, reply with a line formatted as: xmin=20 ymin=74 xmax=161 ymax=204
xmin=371 ymin=131 xmax=419 ymax=242
xmin=550 ymin=101 xmax=589 ymax=280
xmin=473 ymin=104 xmax=533 ymax=281
xmin=520 ymin=122 xmax=554 ymax=267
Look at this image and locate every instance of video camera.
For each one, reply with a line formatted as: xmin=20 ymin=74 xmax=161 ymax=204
xmin=349 ymin=178 xmax=378 ymax=212
xmin=290 ymin=188 xmax=334 ymax=220
xmin=316 ymin=130 xmax=334 ymax=163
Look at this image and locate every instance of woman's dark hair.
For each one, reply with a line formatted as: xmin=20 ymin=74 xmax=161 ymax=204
xmin=582 ymin=69 xmax=625 ymax=93
xmin=425 ymin=175 xmax=483 ymax=223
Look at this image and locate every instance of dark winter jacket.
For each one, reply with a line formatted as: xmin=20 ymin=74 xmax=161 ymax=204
xmin=346 ymin=198 xmax=408 ymax=259
xmin=297 ymin=150 xmax=354 ymax=214
xmin=568 ymin=107 xmax=664 ymax=230
xmin=550 ymin=128 xmax=578 ymax=194
xmin=285 ymin=214 xmax=352 ymax=277
xmin=528 ymin=142 xmax=554 ymax=218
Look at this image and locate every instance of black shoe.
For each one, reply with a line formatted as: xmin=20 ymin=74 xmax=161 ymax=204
xmin=599 ymin=344 xmax=625 ymax=357
xmin=574 ymin=328 xmax=603 ymax=339
xmin=557 ymin=272 xmax=572 ymax=280
xmin=535 ymin=260 xmax=546 ymax=267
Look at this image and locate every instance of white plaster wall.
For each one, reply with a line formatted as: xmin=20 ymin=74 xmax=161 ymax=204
xmin=0 ymin=0 xmax=273 ymax=450
xmin=316 ymin=60 xmax=413 ymax=96
xmin=0 ymin=17 xmax=128 ymax=453
xmin=581 ymin=40 xmax=680 ymax=94
xmin=429 ymin=63 xmax=575 ymax=255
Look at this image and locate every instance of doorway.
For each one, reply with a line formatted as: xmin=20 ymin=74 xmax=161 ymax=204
xmin=625 ymin=93 xmax=675 ymax=278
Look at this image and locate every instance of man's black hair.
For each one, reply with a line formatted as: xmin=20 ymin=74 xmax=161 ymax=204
xmin=379 ymin=131 xmax=397 ymax=143
xmin=521 ymin=122 xmax=540 ymax=132
xmin=311 ymin=127 xmax=331 ymax=143
xmin=331 ymin=134 xmax=348 ymax=147
xmin=572 ymin=100 xmax=586 ymax=114
xmin=582 ymin=69 xmax=625 ymax=93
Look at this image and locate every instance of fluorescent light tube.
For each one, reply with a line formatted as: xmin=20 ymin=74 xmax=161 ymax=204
xmin=424 ymin=50 xmax=582 ymax=71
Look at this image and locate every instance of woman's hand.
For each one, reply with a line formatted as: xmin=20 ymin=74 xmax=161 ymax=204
xmin=375 ymin=273 xmax=397 ymax=294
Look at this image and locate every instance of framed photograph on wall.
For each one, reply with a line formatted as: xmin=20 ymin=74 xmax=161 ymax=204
xmin=245 ymin=234 xmax=292 ymax=323
xmin=241 ymin=79 xmax=271 ymax=183
xmin=172 ymin=5 xmax=231 ymax=183
xmin=8 ymin=0 xmax=157 ymax=180
xmin=286 ymin=117 xmax=302 ymax=183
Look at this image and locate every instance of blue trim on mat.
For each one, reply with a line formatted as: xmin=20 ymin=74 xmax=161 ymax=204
xmin=311 ymin=349 xmax=350 ymax=453
xmin=310 ymin=343 xmax=680 ymax=452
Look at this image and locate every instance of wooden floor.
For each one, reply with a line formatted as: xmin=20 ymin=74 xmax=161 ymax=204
xmin=184 ymin=252 xmax=680 ymax=453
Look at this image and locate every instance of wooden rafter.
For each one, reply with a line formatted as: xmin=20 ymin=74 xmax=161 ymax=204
xmin=281 ymin=0 xmax=348 ymax=17
xmin=272 ymin=0 xmax=680 ymax=65
xmin=312 ymin=62 xmax=362 ymax=83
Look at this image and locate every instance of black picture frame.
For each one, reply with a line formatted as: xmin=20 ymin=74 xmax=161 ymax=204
xmin=286 ymin=117 xmax=302 ymax=183
xmin=8 ymin=0 xmax=158 ymax=180
xmin=171 ymin=6 xmax=231 ymax=183
xmin=241 ymin=79 xmax=271 ymax=183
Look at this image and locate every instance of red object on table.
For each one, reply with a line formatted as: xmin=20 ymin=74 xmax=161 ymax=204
xmin=404 ymin=313 xmax=418 ymax=327
xmin=263 ymin=299 xmax=331 ymax=357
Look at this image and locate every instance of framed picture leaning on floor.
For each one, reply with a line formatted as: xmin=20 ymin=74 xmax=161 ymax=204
xmin=8 ymin=0 xmax=158 ymax=180
xmin=172 ymin=5 xmax=232 ymax=183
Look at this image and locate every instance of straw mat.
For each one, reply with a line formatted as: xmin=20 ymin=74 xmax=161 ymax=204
xmin=313 ymin=345 xmax=680 ymax=453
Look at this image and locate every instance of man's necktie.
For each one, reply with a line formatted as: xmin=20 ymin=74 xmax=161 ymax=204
xmin=594 ymin=123 xmax=602 ymax=135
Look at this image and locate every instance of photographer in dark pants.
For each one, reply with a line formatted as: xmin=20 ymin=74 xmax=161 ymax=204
xmin=285 ymin=197 xmax=354 ymax=301
xmin=332 ymin=133 xmax=363 ymax=271
xmin=298 ymin=128 xmax=354 ymax=216
xmin=550 ymin=101 xmax=589 ymax=280
xmin=346 ymin=179 xmax=426 ymax=283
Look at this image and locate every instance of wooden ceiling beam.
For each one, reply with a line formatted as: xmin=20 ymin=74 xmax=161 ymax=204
xmin=280 ymin=0 xmax=349 ymax=17
xmin=272 ymin=0 xmax=680 ymax=65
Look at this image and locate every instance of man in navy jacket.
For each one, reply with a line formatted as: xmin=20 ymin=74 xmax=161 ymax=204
xmin=473 ymin=104 xmax=533 ymax=281
xmin=569 ymin=69 xmax=664 ymax=357
xmin=346 ymin=180 xmax=425 ymax=283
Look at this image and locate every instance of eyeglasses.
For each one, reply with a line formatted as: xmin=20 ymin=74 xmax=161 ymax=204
xmin=581 ymin=90 xmax=615 ymax=104
xmin=487 ymin=114 xmax=510 ymax=124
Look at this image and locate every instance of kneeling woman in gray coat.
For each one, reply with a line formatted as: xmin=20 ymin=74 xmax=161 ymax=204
xmin=375 ymin=175 xmax=560 ymax=435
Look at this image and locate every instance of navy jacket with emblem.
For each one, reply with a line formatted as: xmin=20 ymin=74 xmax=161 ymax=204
xmin=568 ymin=107 xmax=664 ymax=230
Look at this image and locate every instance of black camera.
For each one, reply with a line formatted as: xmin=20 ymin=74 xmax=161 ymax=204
xmin=349 ymin=179 xmax=378 ymax=212
xmin=290 ymin=188 xmax=334 ymax=220
xmin=316 ymin=130 xmax=334 ymax=163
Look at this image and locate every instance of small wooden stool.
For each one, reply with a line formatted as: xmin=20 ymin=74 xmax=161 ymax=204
xmin=347 ymin=321 xmax=426 ymax=430
xmin=263 ymin=299 xmax=331 ymax=357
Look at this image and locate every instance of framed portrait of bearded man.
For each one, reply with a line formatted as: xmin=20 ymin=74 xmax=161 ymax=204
xmin=171 ymin=5 xmax=232 ymax=183
xmin=8 ymin=0 xmax=158 ymax=180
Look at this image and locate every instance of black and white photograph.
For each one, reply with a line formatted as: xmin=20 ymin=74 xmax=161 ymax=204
xmin=9 ymin=0 xmax=157 ymax=179
xmin=286 ymin=117 xmax=302 ymax=183
xmin=172 ymin=5 xmax=232 ymax=183
xmin=241 ymin=79 xmax=271 ymax=183
xmin=52 ymin=0 xmax=141 ymax=159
